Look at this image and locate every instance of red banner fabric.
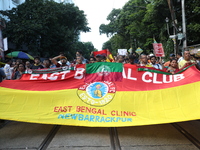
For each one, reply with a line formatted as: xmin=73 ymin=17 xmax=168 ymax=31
xmin=0 ymin=63 xmax=200 ymax=92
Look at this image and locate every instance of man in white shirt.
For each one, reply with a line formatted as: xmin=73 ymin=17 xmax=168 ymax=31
xmin=3 ymin=59 xmax=12 ymax=80
xmin=176 ymin=52 xmax=184 ymax=63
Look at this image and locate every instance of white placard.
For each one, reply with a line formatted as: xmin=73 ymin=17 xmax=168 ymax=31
xmin=3 ymin=37 xmax=8 ymax=51
xmin=118 ymin=49 xmax=127 ymax=55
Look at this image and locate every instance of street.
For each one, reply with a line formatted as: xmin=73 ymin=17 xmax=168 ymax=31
xmin=0 ymin=120 xmax=200 ymax=150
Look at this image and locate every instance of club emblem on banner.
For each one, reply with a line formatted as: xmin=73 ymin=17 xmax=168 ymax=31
xmin=77 ymin=81 xmax=116 ymax=106
xmin=96 ymin=65 xmax=111 ymax=77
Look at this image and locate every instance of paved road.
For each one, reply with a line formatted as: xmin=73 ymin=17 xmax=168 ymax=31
xmin=0 ymin=120 xmax=200 ymax=150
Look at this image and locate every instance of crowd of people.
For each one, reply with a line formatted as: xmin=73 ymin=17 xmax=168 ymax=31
xmin=0 ymin=49 xmax=199 ymax=82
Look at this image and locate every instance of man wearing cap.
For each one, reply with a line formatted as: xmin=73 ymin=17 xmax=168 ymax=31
xmin=164 ymin=54 xmax=175 ymax=67
xmin=178 ymin=50 xmax=195 ymax=69
xmin=95 ymin=54 xmax=104 ymax=62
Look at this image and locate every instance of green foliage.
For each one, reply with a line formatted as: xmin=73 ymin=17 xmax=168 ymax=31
xmin=82 ymin=42 xmax=96 ymax=59
xmin=102 ymin=34 xmax=128 ymax=56
xmin=102 ymin=41 xmax=112 ymax=52
xmin=69 ymin=41 xmax=96 ymax=60
xmin=0 ymin=0 xmax=90 ymax=58
xmin=99 ymin=0 xmax=200 ymax=58
xmin=99 ymin=9 xmax=121 ymax=37
xmin=185 ymin=0 xmax=200 ymax=45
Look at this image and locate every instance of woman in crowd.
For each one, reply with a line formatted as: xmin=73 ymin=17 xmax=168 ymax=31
xmin=13 ymin=63 xmax=25 ymax=80
xmin=166 ymin=58 xmax=179 ymax=74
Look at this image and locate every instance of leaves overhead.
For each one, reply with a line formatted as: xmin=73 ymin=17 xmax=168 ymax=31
xmin=100 ymin=0 xmax=200 ymax=57
xmin=0 ymin=0 xmax=91 ymax=58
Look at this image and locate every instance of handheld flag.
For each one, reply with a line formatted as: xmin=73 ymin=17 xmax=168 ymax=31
xmin=135 ymin=47 xmax=143 ymax=55
xmin=93 ymin=49 xmax=114 ymax=62
xmin=128 ymin=47 xmax=133 ymax=53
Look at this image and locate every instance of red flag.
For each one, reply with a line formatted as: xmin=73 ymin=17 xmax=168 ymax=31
xmin=93 ymin=49 xmax=107 ymax=57
xmin=93 ymin=49 xmax=114 ymax=62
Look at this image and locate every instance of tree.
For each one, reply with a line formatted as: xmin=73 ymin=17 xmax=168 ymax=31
xmin=99 ymin=9 xmax=121 ymax=37
xmin=100 ymin=0 xmax=200 ymax=58
xmin=102 ymin=34 xmax=127 ymax=55
xmin=0 ymin=0 xmax=90 ymax=58
xmin=184 ymin=0 xmax=200 ymax=45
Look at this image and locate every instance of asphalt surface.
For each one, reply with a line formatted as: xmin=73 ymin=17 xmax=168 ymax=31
xmin=0 ymin=120 xmax=200 ymax=150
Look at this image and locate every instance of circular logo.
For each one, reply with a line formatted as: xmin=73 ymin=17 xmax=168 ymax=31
xmin=96 ymin=65 xmax=111 ymax=77
xmin=77 ymin=81 xmax=116 ymax=106
xmin=62 ymin=66 xmax=68 ymax=71
xmin=27 ymin=69 xmax=32 ymax=74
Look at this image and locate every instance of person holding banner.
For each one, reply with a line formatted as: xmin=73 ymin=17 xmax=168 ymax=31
xmin=164 ymin=54 xmax=175 ymax=67
xmin=89 ymin=56 xmax=96 ymax=64
xmin=42 ymin=59 xmax=51 ymax=68
xmin=116 ymin=55 xmax=125 ymax=63
xmin=13 ymin=63 xmax=25 ymax=80
xmin=149 ymin=56 xmax=163 ymax=70
xmin=31 ymin=57 xmax=44 ymax=69
xmin=166 ymin=59 xmax=179 ymax=74
xmin=128 ymin=55 xmax=136 ymax=65
xmin=76 ymin=56 xmax=83 ymax=64
xmin=76 ymin=50 xmax=88 ymax=64
xmin=138 ymin=54 xmax=152 ymax=67
xmin=178 ymin=50 xmax=195 ymax=69
xmin=95 ymin=54 xmax=104 ymax=62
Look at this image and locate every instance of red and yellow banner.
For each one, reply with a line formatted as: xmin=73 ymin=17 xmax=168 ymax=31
xmin=0 ymin=63 xmax=200 ymax=127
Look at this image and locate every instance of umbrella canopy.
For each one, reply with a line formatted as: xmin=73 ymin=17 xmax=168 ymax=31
xmin=6 ymin=51 xmax=34 ymax=60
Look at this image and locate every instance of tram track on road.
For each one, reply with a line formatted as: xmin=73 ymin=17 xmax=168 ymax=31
xmin=109 ymin=127 xmax=121 ymax=150
xmin=1 ymin=121 xmax=200 ymax=149
xmin=109 ymin=123 xmax=200 ymax=150
xmin=37 ymin=125 xmax=61 ymax=150
xmin=171 ymin=123 xmax=200 ymax=149
xmin=39 ymin=126 xmax=119 ymax=150
xmin=39 ymin=126 xmax=120 ymax=150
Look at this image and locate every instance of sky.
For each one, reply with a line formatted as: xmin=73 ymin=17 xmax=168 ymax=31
xmin=74 ymin=0 xmax=129 ymax=50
